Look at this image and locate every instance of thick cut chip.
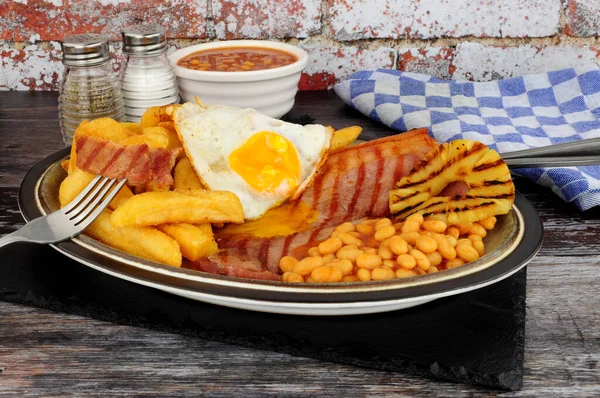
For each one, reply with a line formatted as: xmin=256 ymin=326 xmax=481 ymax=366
xmin=110 ymin=189 xmax=244 ymax=227
xmin=158 ymin=223 xmax=218 ymax=261
xmin=87 ymin=210 xmax=182 ymax=267
xmin=389 ymin=140 xmax=515 ymax=224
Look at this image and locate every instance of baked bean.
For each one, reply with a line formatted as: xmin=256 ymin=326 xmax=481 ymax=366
xmin=280 ymin=213 xmax=496 ymax=283
xmin=446 ymin=235 xmax=458 ymax=247
xmin=372 ymin=267 xmax=396 ymax=280
xmin=355 ymin=223 xmax=374 ymax=235
xmin=396 ymin=268 xmax=417 ymax=278
xmin=457 ymin=223 xmax=473 ymax=235
xmin=468 ymin=234 xmax=482 ymax=242
xmin=374 ymin=218 xmax=392 ymax=230
xmin=279 ymin=256 xmax=298 ymax=273
xmin=410 ymin=249 xmax=431 ymax=271
xmin=433 ymin=234 xmax=456 ymax=260
xmin=318 ymin=237 xmax=343 ymax=255
xmin=457 ymin=238 xmax=472 ymax=247
xmin=356 ymin=253 xmax=382 ymax=270
xmin=335 ymin=221 xmax=355 ymax=233
xmin=400 ymin=231 xmax=420 ymax=246
xmin=378 ymin=245 xmax=394 ymax=260
xmin=374 ymin=225 xmax=396 ymax=241
xmin=473 ymin=240 xmax=485 ymax=256
xmin=392 ymin=222 xmax=404 ymax=231
xmin=401 ymin=220 xmax=421 ymax=233
xmin=396 ymin=253 xmax=417 ymax=269
xmin=415 ymin=235 xmax=438 ymax=254
xmin=426 ymin=251 xmax=443 ymax=267
xmin=357 ymin=268 xmax=372 ymax=281
xmin=456 ymin=243 xmax=479 ymax=262
xmin=388 ymin=235 xmax=409 ymax=255
xmin=329 ymin=259 xmax=353 ymax=275
xmin=382 ymin=259 xmax=396 ymax=268
xmin=336 ymin=246 xmax=363 ymax=262
xmin=479 ymin=216 xmax=497 ymax=230
xmin=308 ymin=247 xmax=320 ymax=257
xmin=469 ymin=223 xmax=487 ymax=238
xmin=406 ymin=213 xmax=424 ymax=225
xmin=446 ymin=258 xmax=465 ymax=269
xmin=337 ymin=232 xmax=363 ymax=246
xmin=421 ymin=219 xmax=448 ymax=233
xmin=322 ymin=253 xmax=336 ymax=263
xmin=311 ymin=265 xmax=343 ymax=282
xmin=293 ymin=256 xmax=325 ymax=276
xmin=446 ymin=226 xmax=460 ymax=239
xmin=362 ymin=247 xmax=377 ymax=255
xmin=282 ymin=271 xmax=304 ymax=283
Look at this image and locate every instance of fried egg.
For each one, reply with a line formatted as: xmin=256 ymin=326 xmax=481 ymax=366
xmin=173 ymin=102 xmax=333 ymax=220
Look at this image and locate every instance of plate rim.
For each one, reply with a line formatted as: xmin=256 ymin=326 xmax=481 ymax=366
xmin=18 ymin=147 xmax=544 ymax=314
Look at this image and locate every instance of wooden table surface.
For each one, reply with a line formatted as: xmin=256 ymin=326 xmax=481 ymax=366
xmin=1 ymin=91 xmax=599 ymax=397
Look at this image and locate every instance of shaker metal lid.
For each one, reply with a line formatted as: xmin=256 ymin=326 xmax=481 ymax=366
xmin=122 ymin=24 xmax=167 ymax=55
xmin=60 ymin=33 xmax=111 ymax=66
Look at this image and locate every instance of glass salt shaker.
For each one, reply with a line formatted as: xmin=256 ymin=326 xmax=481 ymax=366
xmin=58 ymin=33 xmax=125 ymax=146
xmin=120 ymin=23 xmax=180 ymax=122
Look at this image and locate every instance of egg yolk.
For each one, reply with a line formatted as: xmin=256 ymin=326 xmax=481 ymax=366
xmin=229 ymin=131 xmax=301 ymax=195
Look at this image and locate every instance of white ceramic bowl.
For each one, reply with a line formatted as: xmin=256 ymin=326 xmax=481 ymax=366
xmin=169 ymin=40 xmax=308 ymax=118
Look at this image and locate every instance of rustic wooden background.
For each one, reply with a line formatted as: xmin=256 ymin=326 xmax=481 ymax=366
xmin=0 ymin=91 xmax=599 ymax=396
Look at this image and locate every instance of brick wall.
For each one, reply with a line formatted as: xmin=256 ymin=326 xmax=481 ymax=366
xmin=1 ymin=0 xmax=599 ymax=91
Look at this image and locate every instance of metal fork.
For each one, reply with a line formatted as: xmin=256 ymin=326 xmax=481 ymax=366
xmin=0 ymin=175 xmax=127 ymax=248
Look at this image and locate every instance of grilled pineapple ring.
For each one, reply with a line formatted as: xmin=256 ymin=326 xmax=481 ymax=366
xmin=389 ymin=139 xmax=515 ymax=224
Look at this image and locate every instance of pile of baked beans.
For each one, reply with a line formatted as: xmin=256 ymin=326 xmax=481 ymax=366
xmin=279 ymin=213 xmax=498 ymax=283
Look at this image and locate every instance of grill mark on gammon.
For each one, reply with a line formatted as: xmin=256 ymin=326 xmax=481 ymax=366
xmin=100 ymin=146 xmax=125 ymax=175
xmin=258 ymin=237 xmax=272 ymax=267
xmin=125 ymin=144 xmax=148 ymax=174
xmin=368 ymin=145 xmax=384 ymax=213
xmin=308 ymin=150 xmax=342 ymax=243
xmin=347 ymin=148 xmax=366 ymax=216
xmin=80 ymin=137 xmax=108 ymax=170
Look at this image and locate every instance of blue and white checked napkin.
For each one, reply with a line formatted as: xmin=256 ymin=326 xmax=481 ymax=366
xmin=334 ymin=66 xmax=600 ymax=211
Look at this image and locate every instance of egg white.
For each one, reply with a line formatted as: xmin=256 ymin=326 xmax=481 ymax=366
xmin=173 ymin=102 xmax=333 ymax=220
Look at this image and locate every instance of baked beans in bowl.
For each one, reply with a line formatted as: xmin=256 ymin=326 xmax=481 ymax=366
xmin=169 ymin=40 xmax=308 ymax=118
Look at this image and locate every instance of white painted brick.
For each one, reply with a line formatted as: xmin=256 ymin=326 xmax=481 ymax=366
xmin=213 ymin=0 xmax=321 ymax=39
xmin=300 ymin=45 xmax=396 ymax=89
xmin=452 ymin=42 xmax=600 ymax=81
xmin=328 ymin=0 xmax=561 ymax=40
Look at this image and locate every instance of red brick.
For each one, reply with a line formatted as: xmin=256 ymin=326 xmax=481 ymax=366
xmin=0 ymin=0 xmax=208 ymax=41
xmin=565 ymin=0 xmax=600 ymax=37
xmin=1 ymin=42 xmax=63 ymax=90
xmin=327 ymin=0 xmax=561 ymax=40
xmin=300 ymin=45 xmax=396 ymax=90
xmin=212 ymin=0 xmax=321 ymax=39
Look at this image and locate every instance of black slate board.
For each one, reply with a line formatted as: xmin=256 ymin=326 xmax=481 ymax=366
xmin=0 ymin=242 xmax=526 ymax=391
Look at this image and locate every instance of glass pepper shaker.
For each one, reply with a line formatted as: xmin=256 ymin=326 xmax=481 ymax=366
xmin=58 ymin=33 xmax=125 ymax=146
xmin=120 ymin=23 xmax=180 ymax=123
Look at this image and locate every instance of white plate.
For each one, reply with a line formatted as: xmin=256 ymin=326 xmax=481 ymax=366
xmin=19 ymin=148 xmax=544 ymax=316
